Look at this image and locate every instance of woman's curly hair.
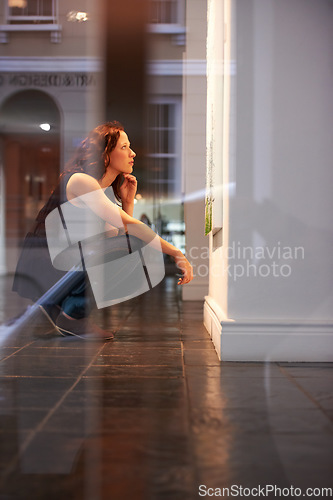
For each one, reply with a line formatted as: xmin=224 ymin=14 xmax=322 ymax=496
xmin=61 ymin=121 xmax=125 ymax=203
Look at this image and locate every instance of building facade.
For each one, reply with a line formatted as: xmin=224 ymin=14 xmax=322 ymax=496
xmin=0 ymin=0 xmax=195 ymax=279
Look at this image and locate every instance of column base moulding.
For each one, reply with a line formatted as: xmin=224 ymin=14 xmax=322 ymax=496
xmin=204 ymin=296 xmax=333 ymax=362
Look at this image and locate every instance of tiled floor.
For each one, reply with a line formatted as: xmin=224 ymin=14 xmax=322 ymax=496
xmin=0 ymin=275 xmax=332 ymax=499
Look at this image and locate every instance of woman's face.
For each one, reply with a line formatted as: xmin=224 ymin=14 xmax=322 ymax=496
xmin=108 ymin=131 xmax=136 ymax=175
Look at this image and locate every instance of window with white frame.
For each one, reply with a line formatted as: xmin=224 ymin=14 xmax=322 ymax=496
xmin=147 ymin=101 xmax=181 ymax=199
xmin=145 ymin=98 xmax=184 ymax=251
xmin=147 ymin=0 xmax=185 ymax=43
xmin=6 ymin=0 xmax=57 ymax=24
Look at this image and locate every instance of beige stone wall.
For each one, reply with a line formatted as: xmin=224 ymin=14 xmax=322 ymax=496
xmin=147 ymin=34 xmax=184 ymax=60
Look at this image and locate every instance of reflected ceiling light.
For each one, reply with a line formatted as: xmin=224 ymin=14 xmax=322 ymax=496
xmin=136 ymin=193 xmax=143 ymax=200
xmin=8 ymin=0 xmax=27 ymax=8
xmin=39 ymin=123 xmax=51 ymax=132
xmin=67 ymin=10 xmax=89 ymax=22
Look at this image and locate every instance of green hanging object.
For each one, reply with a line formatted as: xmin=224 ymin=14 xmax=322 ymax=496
xmin=205 ymin=137 xmax=214 ymax=235
xmin=205 ymin=195 xmax=213 ymax=236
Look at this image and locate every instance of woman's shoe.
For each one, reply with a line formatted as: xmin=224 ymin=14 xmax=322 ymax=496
xmin=30 ymin=304 xmax=62 ymax=338
xmin=38 ymin=304 xmax=61 ymax=329
xmin=55 ymin=313 xmax=114 ymax=341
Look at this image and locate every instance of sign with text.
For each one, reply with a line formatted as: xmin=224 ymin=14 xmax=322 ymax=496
xmin=0 ymin=73 xmax=98 ymax=88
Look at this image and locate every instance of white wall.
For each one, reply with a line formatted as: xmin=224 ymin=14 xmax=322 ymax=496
xmin=229 ymin=0 xmax=333 ymax=321
xmin=205 ymin=0 xmax=333 ymax=360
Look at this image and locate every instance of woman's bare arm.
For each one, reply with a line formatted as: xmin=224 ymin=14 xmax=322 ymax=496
xmin=66 ymin=173 xmax=193 ymax=284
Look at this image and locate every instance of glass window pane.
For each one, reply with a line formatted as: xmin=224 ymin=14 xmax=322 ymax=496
xmin=150 ymin=2 xmax=159 ymax=23
xmin=27 ymin=0 xmax=37 ymax=16
xmin=9 ymin=0 xmax=53 ymax=17
xmin=41 ymin=0 xmax=52 ymax=16
xmin=149 ymin=0 xmax=178 ymax=24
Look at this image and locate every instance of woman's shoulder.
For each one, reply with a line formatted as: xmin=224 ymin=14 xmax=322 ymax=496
xmin=67 ymin=172 xmax=100 ymax=186
xmin=66 ymin=172 xmax=101 ymax=198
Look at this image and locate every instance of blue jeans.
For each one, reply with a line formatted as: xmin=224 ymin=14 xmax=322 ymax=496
xmin=57 ymin=274 xmax=93 ymax=319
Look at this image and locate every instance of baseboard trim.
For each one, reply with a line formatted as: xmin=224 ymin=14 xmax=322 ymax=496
xmin=204 ymin=297 xmax=333 ymax=362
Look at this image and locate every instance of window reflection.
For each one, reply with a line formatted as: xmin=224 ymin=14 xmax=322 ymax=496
xmin=149 ymin=0 xmax=178 ymax=24
xmin=8 ymin=0 xmax=55 ymax=22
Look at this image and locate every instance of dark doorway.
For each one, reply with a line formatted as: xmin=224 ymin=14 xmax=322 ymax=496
xmin=0 ymin=89 xmax=61 ymax=271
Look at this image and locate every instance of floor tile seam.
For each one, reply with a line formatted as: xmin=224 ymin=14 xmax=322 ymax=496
xmin=184 ymin=364 xmax=222 ymax=367
xmin=183 ymin=348 xmax=218 ymax=352
xmin=60 ymin=391 xmax=185 ymax=398
xmin=180 ymin=341 xmax=186 ymax=379
xmin=17 ymin=351 xmax=103 ymax=357
xmin=66 ymin=382 xmax=186 ymax=388
xmin=265 ymin=430 xmax=333 ymax=436
xmin=101 ymin=349 xmax=182 ymax=353
xmin=0 ymin=341 xmax=107 ymax=480
xmin=0 ymin=375 xmax=79 ymax=379
xmin=277 ymin=364 xmax=333 ymax=370
xmin=184 ymin=338 xmax=212 ymax=344
xmin=186 ymin=375 xmax=295 ymax=379
xmin=2 ymin=354 xmax=97 ymax=363
xmin=180 ymin=328 xmax=206 ymax=331
xmin=181 ymin=341 xmax=202 ymax=487
xmin=91 ymin=363 xmax=183 ymax=366
xmin=272 ymin=375 xmax=333 ymax=379
xmin=180 ymin=322 xmax=205 ymax=326
xmin=6 ymin=356 xmax=99 ymax=362
xmin=26 ymin=346 xmax=102 ymax=351
xmin=81 ymin=376 xmax=183 ymax=380
xmin=95 ymin=356 xmax=183 ymax=361
xmin=0 ymin=341 xmax=36 ymax=363
xmin=115 ymin=329 xmax=181 ymax=333
xmin=278 ymin=365 xmax=333 ymax=421
xmin=99 ymin=348 xmax=183 ymax=353
xmin=110 ymin=302 xmax=140 ymax=333
xmin=181 ymin=332 xmax=200 ymax=480
xmin=180 ymin=318 xmax=205 ymax=322
xmin=1 ymin=406 xmax=67 ymax=411
xmin=188 ymin=404 xmax=323 ymax=411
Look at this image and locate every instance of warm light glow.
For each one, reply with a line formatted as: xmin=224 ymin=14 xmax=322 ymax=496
xmin=8 ymin=0 xmax=27 ymax=8
xmin=67 ymin=10 xmax=89 ymax=22
xmin=39 ymin=123 xmax=51 ymax=132
xmin=136 ymin=193 xmax=142 ymax=200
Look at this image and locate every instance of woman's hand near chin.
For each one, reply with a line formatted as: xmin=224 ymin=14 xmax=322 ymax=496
xmin=174 ymin=252 xmax=194 ymax=285
xmin=120 ymin=174 xmax=137 ymax=204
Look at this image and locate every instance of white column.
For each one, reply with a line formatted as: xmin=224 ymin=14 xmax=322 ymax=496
xmin=204 ymin=0 xmax=333 ymax=361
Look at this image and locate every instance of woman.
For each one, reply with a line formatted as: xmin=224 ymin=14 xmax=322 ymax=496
xmin=13 ymin=121 xmax=193 ymax=340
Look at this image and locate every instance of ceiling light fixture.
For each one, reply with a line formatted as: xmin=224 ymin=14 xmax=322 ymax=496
xmin=39 ymin=123 xmax=51 ymax=132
